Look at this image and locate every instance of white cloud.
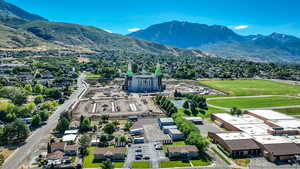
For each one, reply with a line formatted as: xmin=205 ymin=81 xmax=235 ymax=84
xmin=128 ymin=28 xmax=142 ymax=32
xmin=234 ymin=25 xmax=249 ymax=30
xmin=104 ymin=29 xmax=112 ymax=33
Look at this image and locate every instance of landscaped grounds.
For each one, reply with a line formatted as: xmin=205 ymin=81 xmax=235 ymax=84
xmin=199 ymin=80 xmax=300 ymax=96
xmin=208 ymin=96 xmax=300 ymax=109
xmin=131 ymin=161 xmax=151 ymax=168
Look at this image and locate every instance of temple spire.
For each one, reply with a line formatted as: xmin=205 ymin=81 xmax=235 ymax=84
xmin=155 ymin=63 xmax=162 ymax=76
xmin=127 ymin=61 xmax=133 ymax=75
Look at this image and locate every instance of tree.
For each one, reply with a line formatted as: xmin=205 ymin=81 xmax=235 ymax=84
xmin=79 ymin=134 xmax=91 ymax=157
xmin=44 ymin=88 xmax=62 ymax=100
xmin=5 ymin=120 xmax=30 ymax=143
xmin=56 ymin=117 xmax=69 ymax=133
xmin=184 ymin=109 xmax=191 ymax=116
xmin=124 ymin=121 xmax=133 ymax=131
xmin=183 ymin=101 xmax=189 ymax=109
xmin=24 ymin=84 xmax=32 ymax=93
xmin=80 ymin=117 xmax=92 ymax=132
xmin=102 ymin=159 xmax=114 ymax=169
xmin=0 ymin=154 xmax=4 ymax=167
xmin=236 ymin=109 xmax=243 ymax=116
xmin=103 ymin=123 xmax=116 ymax=135
xmin=230 ymin=107 xmax=238 ymax=116
xmin=100 ymin=115 xmax=109 ymax=123
xmin=0 ymin=87 xmax=28 ymax=105
xmin=38 ymin=111 xmax=49 ymax=121
xmin=31 ymin=114 xmax=41 ymax=127
xmin=34 ymin=84 xmax=44 ymax=94
xmin=34 ymin=95 xmax=44 ymax=104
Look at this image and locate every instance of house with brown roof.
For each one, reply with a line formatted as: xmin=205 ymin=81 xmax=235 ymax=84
xmin=167 ymin=145 xmax=199 ymax=160
xmin=93 ymin=148 xmax=126 ymax=161
xmin=51 ymin=142 xmax=66 ymax=153
xmin=208 ymin=132 xmax=261 ymax=158
xmin=65 ymin=145 xmax=78 ymax=156
xmin=47 ymin=150 xmax=65 ymax=160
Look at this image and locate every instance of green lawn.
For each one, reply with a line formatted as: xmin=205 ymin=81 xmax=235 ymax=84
xmin=160 ymin=161 xmax=191 ymax=168
xmin=83 ymin=147 xmax=124 ymax=168
xmin=131 ymin=161 xmax=151 ymax=168
xmin=163 ymin=141 xmax=186 ymax=152
xmin=208 ymin=96 xmax=300 ymax=109
xmin=190 ymin=159 xmax=211 ymax=166
xmin=199 ymin=80 xmax=300 ymax=96
xmin=85 ymin=72 xmax=102 ymax=78
xmin=274 ymin=108 xmax=300 ymax=117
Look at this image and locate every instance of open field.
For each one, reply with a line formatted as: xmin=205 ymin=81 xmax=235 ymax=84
xmin=208 ymin=96 xmax=300 ymax=109
xmin=199 ymin=80 xmax=300 ymax=96
xmin=274 ymin=108 xmax=300 ymax=117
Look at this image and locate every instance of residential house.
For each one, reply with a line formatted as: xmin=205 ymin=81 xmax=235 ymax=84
xmin=167 ymin=145 xmax=199 ymax=160
xmin=93 ymin=148 xmax=126 ymax=161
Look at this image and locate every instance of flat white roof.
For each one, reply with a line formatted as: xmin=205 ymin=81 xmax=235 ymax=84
xmin=62 ymin=134 xmax=77 ymax=142
xmin=159 ymin=118 xmax=174 ymax=123
xmin=253 ymin=135 xmax=291 ymax=144
xmin=234 ymin=123 xmax=271 ymax=136
xmin=248 ymin=110 xmax=295 ymax=120
xmin=271 ymin=119 xmax=300 ymax=130
xmin=216 ymin=132 xmax=253 ymax=140
xmin=214 ymin=113 xmax=263 ymax=125
xmin=64 ymin=129 xmax=79 ymax=135
xmin=168 ymin=128 xmax=183 ymax=134
xmin=185 ymin=117 xmax=203 ymax=121
xmin=288 ymin=135 xmax=300 ymax=144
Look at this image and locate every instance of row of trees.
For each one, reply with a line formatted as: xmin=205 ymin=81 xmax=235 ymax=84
xmin=0 ymin=120 xmax=30 ymax=145
xmin=155 ymin=95 xmax=177 ymax=116
xmin=172 ymin=113 xmax=209 ymax=152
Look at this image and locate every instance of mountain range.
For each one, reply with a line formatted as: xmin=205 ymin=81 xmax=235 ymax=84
xmin=129 ymin=21 xmax=300 ymax=63
xmin=0 ymin=0 xmax=299 ymax=63
xmin=0 ymin=0 xmax=206 ymax=57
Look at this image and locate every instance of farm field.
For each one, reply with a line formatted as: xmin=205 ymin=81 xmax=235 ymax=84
xmin=199 ymin=80 xmax=300 ymax=96
xmin=208 ymin=96 xmax=300 ymax=109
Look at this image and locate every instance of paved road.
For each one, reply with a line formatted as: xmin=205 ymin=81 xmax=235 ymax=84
xmin=2 ymin=73 xmax=88 ymax=169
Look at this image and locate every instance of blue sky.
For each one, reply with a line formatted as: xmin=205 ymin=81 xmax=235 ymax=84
xmin=6 ymin=0 xmax=300 ymax=37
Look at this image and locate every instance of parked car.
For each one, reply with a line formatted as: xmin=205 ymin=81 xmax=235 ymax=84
xmin=143 ymin=156 xmax=150 ymax=160
xmin=135 ymin=148 xmax=142 ymax=152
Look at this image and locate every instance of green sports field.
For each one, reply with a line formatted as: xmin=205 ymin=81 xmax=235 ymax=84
xmin=208 ymin=96 xmax=300 ymax=109
xmin=199 ymin=80 xmax=300 ymax=96
xmin=274 ymin=108 xmax=300 ymax=117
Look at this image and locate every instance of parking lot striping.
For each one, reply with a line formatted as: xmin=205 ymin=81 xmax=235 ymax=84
xmin=111 ymin=101 xmax=115 ymax=112
xmin=92 ymin=102 xmax=97 ymax=113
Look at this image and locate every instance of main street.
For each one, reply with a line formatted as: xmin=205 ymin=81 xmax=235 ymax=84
xmin=2 ymin=73 xmax=88 ymax=169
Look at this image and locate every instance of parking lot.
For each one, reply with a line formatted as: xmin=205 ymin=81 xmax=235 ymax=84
xmin=125 ymin=142 xmax=167 ymax=168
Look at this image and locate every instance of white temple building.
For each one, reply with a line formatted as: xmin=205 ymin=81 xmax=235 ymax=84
xmin=122 ymin=62 xmax=164 ymax=93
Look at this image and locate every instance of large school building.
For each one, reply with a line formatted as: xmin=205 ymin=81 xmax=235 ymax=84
xmin=210 ymin=110 xmax=300 ymax=162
